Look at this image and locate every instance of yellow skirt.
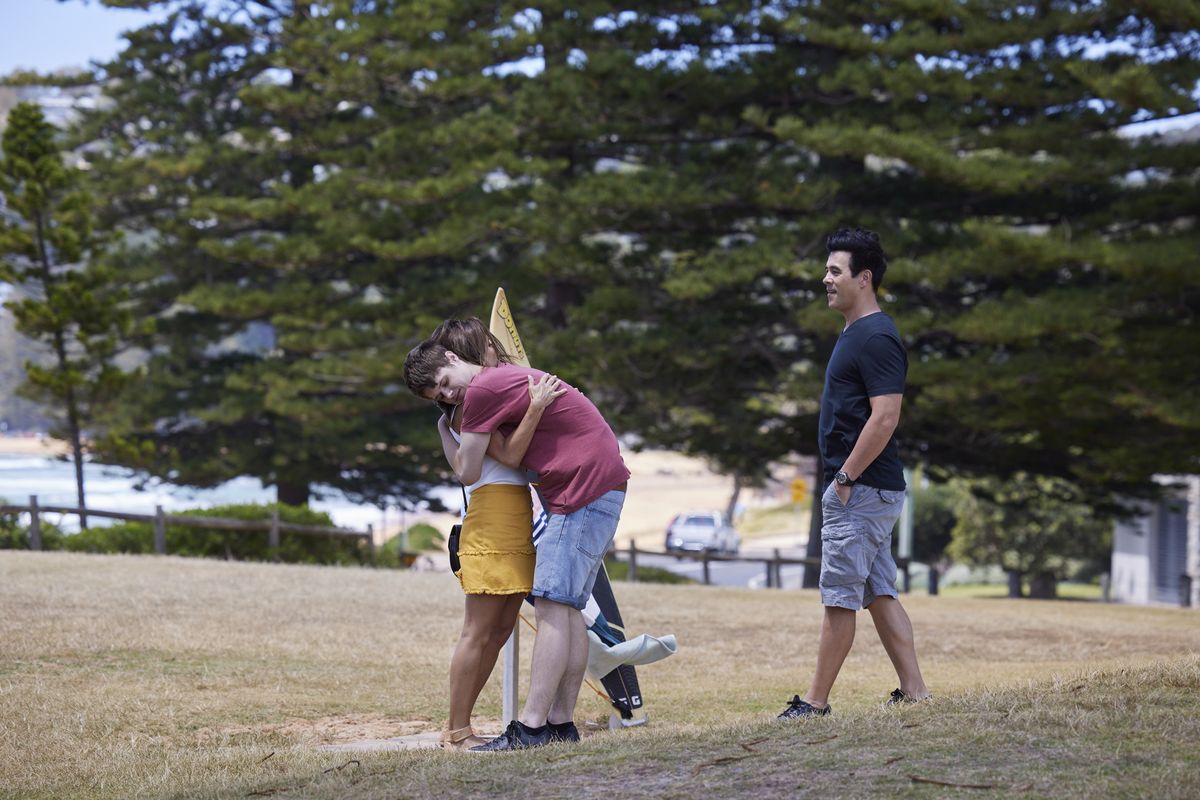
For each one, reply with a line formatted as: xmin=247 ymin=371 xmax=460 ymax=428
xmin=457 ymin=484 xmax=535 ymax=595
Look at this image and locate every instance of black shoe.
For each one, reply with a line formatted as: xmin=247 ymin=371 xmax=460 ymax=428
xmin=777 ymin=695 xmax=831 ymax=720
xmin=548 ymin=721 xmax=580 ymax=743
xmin=887 ymin=688 xmax=931 ymax=705
xmin=469 ymin=720 xmax=551 ymax=752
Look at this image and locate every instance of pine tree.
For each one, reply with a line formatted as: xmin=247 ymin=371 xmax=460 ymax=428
xmin=73 ymin=0 xmax=543 ymax=508
xmin=493 ymin=1 xmax=1200 ymax=511
xmin=0 ymin=102 xmax=133 ymax=526
xmin=62 ymin=0 xmax=1200 ymax=529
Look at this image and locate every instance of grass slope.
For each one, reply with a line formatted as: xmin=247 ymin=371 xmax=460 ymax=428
xmin=1 ymin=552 xmax=1197 ymax=800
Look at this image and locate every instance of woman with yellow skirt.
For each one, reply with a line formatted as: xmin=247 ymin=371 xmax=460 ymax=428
xmin=428 ymin=319 xmax=564 ymax=750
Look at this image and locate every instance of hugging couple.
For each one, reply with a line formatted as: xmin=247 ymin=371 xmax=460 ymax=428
xmin=404 ymin=319 xmax=628 ymax=751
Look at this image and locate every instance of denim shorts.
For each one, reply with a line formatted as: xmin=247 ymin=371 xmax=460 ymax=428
xmin=531 ymin=489 xmax=625 ymax=610
xmin=819 ymin=482 xmax=905 ymax=610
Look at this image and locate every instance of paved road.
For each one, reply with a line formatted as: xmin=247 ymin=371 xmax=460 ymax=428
xmin=630 ymin=541 xmax=813 ymax=589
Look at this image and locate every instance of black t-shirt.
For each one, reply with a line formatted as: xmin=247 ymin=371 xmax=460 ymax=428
xmin=818 ymin=312 xmax=907 ymax=491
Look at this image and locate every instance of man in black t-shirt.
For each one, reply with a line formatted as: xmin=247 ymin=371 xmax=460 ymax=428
xmin=779 ymin=228 xmax=932 ymax=720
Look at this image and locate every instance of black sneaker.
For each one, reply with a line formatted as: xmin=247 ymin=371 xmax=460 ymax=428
xmin=469 ymin=720 xmax=551 ymax=752
xmin=548 ymin=721 xmax=580 ymax=743
xmin=777 ymin=695 xmax=831 ymax=720
xmin=887 ymin=688 xmax=931 ymax=705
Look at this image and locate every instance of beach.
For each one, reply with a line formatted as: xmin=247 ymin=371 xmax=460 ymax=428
xmin=0 ymin=434 xmax=69 ymax=456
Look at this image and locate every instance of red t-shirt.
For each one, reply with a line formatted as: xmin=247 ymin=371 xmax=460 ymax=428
xmin=461 ymin=365 xmax=630 ymax=515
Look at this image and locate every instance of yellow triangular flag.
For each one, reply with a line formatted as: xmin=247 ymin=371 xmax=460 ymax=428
xmin=489 ymin=287 xmax=531 ymax=368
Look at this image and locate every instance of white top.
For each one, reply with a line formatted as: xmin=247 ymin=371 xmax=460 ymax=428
xmin=449 ymin=426 xmax=527 ymax=499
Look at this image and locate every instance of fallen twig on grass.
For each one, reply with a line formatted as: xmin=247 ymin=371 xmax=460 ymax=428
xmin=802 ymin=735 xmax=839 ymax=745
xmin=908 ymin=775 xmax=996 ymax=789
xmin=258 ymin=752 xmax=275 ymax=764
xmin=246 ymin=788 xmax=285 ymax=797
xmin=322 ymin=759 xmax=360 ymax=774
xmin=739 ymin=737 xmax=769 ymax=752
xmin=883 ymin=755 xmax=905 ymax=766
xmin=692 ymin=754 xmax=755 ymax=775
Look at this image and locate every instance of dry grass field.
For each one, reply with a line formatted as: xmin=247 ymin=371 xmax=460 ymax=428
xmin=2 ymin=551 xmax=1198 ymax=800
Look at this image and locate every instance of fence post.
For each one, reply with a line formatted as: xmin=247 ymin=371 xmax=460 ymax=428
xmin=154 ymin=505 xmax=167 ymax=555
xmin=702 ymin=554 xmax=711 ymax=585
xmin=501 ymin=621 xmax=519 ymax=724
xmin=366 ymin=523 xmax=375 ymax=558
xmin=28 ymin=495 xmax=42 ymax=551
xmin=268 ymin=510 xmax=281 ymax=562
xmin=773 ymin=548 xmax=782 ymax=589
xmin=627 ymin=540 xmax=638 ymax=582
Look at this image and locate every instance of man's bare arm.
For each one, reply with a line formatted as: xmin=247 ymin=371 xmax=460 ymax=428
xmin=837 ymin=393 xmax=902 ymax=500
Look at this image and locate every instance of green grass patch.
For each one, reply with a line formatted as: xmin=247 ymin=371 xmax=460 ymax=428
xmin=603 ymin=555 xmax=694 ymax=584
xmin=936 ymin=582 xmax=1103 ymax=600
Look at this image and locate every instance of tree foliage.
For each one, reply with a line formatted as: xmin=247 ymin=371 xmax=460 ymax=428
xmin=912 ymin=481 xmax=958 ymax=566
xmin=48 ymin=0 xmax=1200 ymax=522
xmin=948 ymin=473 xmax=1113 ymax=596
xmin=0 ymin=102 xmax=133 ymax=523
xmin=71 ymin=2 xmax=475 ymax=508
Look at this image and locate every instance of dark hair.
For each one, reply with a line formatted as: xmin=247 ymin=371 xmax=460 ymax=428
xmin=826 ymin=227 xmax=888 ymax=291
xmin=403 ymin=340 xmax=453 ymax=397
xmin=429 ymin=318 xmax=512 ymax=367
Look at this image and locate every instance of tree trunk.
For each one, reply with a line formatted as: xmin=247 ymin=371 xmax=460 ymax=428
xmin=67 ymin=393 xmax=87 ymax=530
xmin=33 ymin=210 xmax=88 ymax=529
xmin=1006 ymin=570 xmax=1024 ymax=598
xmin=725 ymin=475 xmax=743 ymax=524
xmin=1028 ymin=571 xmax=1057 ymax=599
xmin=277 ymin=480 xmax=309 ymax=507
xmin=802 ymin=466 xmax=825 ymax=588
xmin=927 ymin=565 xmax=940 ymax=595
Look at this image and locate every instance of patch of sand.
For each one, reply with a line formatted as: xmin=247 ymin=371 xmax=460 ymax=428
xmin=619 ymin=449 xmax=814 ymax=546
xmin=397 ymin=448 xmax=813 ymax=554
xmin=202 ymin=714 xmax=619 ymax=752
xmin=202 ymin=714 xmax=470 ymax=747
xmin=0 ymin=435 xmax=69 ymax=456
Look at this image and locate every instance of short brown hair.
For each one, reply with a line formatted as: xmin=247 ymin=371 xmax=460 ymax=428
xmin=403 ymin=340 xmax=453 ymax=397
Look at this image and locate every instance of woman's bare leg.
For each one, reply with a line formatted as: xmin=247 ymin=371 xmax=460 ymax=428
xmin=448 ymin=593 xmax=526 ymax=730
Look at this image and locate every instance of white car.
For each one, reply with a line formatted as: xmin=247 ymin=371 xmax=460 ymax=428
xmin=664 ymin=511 xmax=740 ymax=556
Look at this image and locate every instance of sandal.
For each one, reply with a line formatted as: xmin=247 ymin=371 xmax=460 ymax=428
xmin=438 ymin=725 xmax=486 ymax=751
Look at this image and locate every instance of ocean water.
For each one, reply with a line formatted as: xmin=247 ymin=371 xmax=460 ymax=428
xmin=0 ymin=453 xmax=455 ymax=534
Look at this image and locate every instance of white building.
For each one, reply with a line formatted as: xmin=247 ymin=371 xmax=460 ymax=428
xmin=1110 ymin=476 xmax=1200 ymax=607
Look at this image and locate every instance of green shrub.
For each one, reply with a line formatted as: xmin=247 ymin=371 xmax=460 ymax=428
xmin=63 ymin=503 xmax=383 ymax=566
xmin=603 ymin=555 xmax=693 ymax=585
xmin=0 ymin=499 xmax=67 ymax=550
xmin=406 ymin=523 xmax=445 ymax=551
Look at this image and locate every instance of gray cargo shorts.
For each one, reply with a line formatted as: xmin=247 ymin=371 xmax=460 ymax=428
xmin=819 ymin=481 xmax=905 ymax=610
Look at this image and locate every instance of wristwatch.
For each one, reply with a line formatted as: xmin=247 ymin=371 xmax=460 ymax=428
xmin=834 ymin=470 xmax=856 ymax=487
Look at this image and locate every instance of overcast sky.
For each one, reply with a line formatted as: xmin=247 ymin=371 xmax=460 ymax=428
xmin=0 ymin=0 xmax=162 ymax=75
xmin=1 ymin=0 xmax=1195 ymax=133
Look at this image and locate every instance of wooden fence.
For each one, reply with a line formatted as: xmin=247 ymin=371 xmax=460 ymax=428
xmin=1 ymin=494 xmax=373 ymax=559
xmin=618 ymin=540 xmax=910 ymax=589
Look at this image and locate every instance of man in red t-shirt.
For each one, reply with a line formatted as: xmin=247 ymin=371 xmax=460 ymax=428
xmin=405 ymin=341 xmax=630 ymax=751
